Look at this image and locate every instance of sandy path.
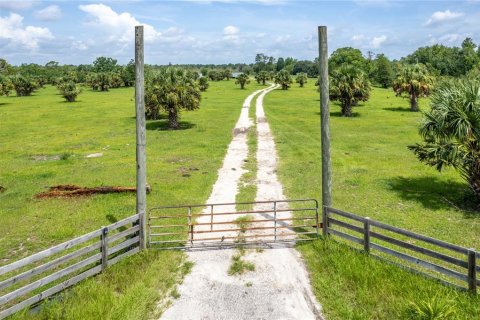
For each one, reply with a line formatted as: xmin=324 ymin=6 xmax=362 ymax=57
xmin=160 ymin=84 xmax=322 ymax=320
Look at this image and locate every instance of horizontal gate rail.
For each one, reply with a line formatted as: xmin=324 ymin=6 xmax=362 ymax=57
xmin=324 ymin=206 xmax=478 ymax=294
xmin=148 ymin=199 xmax=319 ymax=250
xmin=0 ymin=214 xmax=140 ymax=319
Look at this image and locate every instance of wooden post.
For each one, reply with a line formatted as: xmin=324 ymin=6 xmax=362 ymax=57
xmin=364 ymin=217 xmax=371 ymax=253
xmin=135 ymin=26 xmax=147 ymax=250
xmin=100 ymin=227 xmax=109 ymax=271
xmin=467 ymin=249 xmax=477 ymax=294
xmin=322 ymin=206 xmax=328 ymax=236
xmin=318 ymin=26 xmax=332 ymax=211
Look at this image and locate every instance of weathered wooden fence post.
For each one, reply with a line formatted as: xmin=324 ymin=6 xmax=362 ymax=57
xmin=135 ymin=26 xmax=147 ymax=249
xmin=100 ymin=227 xmax=109 ymax=271
xmin=467 ymin=249 xmax=477 ymax=294
xmin=318 ymin=26 xmax=332 ymax=236
xmin=363 ymin=217 xmax=370 ymax=253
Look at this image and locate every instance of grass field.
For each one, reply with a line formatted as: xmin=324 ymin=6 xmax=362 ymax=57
xmin=263 ymin=81 xmax=480 ymax=319
xmin=0 ymin=81 xmax=258 ymax=318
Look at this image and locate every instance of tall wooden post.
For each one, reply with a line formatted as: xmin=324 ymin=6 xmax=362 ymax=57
xmin=318 ymin=26 xmax=332 ymax=214
xmin=135 ymin=26 xmax=147 ymax=249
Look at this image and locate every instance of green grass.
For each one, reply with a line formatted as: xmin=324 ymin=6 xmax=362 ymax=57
xmin=228 ymin=253 xmax=255 ymax=276
xmin=297 ymin=240 xmax=479 ymax=320
xmin=0 ymin=82 xmax=257 ymax=318
xmin=263 ymin=81 xmax=480 ymax=319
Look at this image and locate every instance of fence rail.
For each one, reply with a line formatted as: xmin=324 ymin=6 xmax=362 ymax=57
xmin=0 ymin=214 xmax=140 ymax=319
xmin=324 ymin=207 xmax=478 ymax=294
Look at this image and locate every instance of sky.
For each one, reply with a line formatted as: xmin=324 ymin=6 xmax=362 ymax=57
xmin=0 ymin=0 xmax=479 ymax=66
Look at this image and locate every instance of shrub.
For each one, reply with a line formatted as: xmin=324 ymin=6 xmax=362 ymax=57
xmin=58 ymin=81 xmax=81 ymax=102
xmin=10 ymin=75 xmax=37 ymax=96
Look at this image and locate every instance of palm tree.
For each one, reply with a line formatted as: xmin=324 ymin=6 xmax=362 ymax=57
xmin=198 ymin=77 xmax=209 ymax=92
xmin=145 ymin=68 xmax=201 ymax=129
xmin=409 ymin=79 xmax=480 ymax=198
xmin=295 ymin=72 xmax=308 ymax=87
xmin=257 ymin=71 xmax=269 ymax=85
xmin=57 ymin=81 xmax=81 ymax=102
xmin=275 ymin=70 xmax=292 ymax=90
xmin=393 ymin=63 xmax=433 ymax=111
xmin=223 ymin=69 xmax=232 ymax=81
xmin=329 ymin=65 xmax=371 ymax=117
xmin=235 ymin=73 xmax=250 ymax=89
xmin=0 ymin=75 xmax=13 ymax=96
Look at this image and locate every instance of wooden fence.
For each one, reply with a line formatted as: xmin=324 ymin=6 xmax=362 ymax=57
xmin=324 ymin=207 xmax=478 ymax=294
xmin=0 ymin=214 xmax=140 ymax=319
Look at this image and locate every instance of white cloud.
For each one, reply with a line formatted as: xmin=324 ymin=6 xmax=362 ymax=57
xmin=425 ymin=10 xmax=464 ymax=26
xmin=0 ymin=13 xmax=54 ymax=50
xmin=0 ymin=1 xmax=37 ymax=11
xmin=223 ymin=25 xmax=239 ymax=35
xmin=370 ymin=35 xmax=387 ymax=48
xmin=72 ymin=40 xmax=88 ymax=51
xmin=223 ymin=25 xmax=241 ymax=42
xmin=78 ymin=4 xmax=160 ymax=43
xmin=34 ymin=5 xmax=62 ymax=21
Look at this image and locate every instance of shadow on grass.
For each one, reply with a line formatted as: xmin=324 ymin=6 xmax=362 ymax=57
xmin=314 ymin=111 xmax=362 ymax=118
xmin=106 ymin=214 xmax=128 ymax=231
xmin=0 ymin=102 xmax=11 ymax=107
xmin=387 ymin=176 xmax=479 ymax=216
xmin=383 ymin=107 xmax=412 ymax=112
xmin=146 ymin=120 xmax=196 ymax=131
xmin=330 ymin=111 xmax=361 ymax=118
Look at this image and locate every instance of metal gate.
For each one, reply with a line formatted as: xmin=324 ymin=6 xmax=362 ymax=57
xmin=148 ymin=199 xmax=319 ymax=249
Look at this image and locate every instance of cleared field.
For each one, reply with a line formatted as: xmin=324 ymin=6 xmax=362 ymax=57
xmin=263 ymin=81 xmax=480 ymax=319
xmin=0 ymin=82 xmax=259 ymax=318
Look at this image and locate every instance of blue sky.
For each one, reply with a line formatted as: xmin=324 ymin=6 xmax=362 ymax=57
xmin=0 ymin=0 xmax=479 ymax=65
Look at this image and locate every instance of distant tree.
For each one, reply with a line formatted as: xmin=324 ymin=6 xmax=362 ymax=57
xmin=110 ymin=72 xmax=123 ymax=88
xmin=329 ymin=65 xmax=371 ymax=117
xmin=121 ymin=60 xmax=135 ymax=87
xmin=373 ymin=54 xmax=393 ymax=88
xmin=329 ymin=47 xmax=367 ymax=74
xmin=275 ymin=70 xmax=292 ymax=90
xmin=95 ymin=72 xmax=112 ymax=91
xmin=268 ymin=71 xmax=276 ymax=80
xmin=404 ymin=44 xmax=462 ymax=77
xmin=10 ymin=75 xmax=37 ymax=96
xmin=460 ymin=38 xmax=479 ymax=75
xmin=85 ymin=73 xmax=99 ymax=90
xmin=257 ymin=71 xmax=269 ymax=85
xmin=0 ymin=58 xmax=14 ymax=75
xmin=292 ymin=60 xmax=317 ymax=77
xmin=409 ymin=79 xmax=480 ymax=199
xmin=191 ymin=71 xmax=200 ymax=81
xmin=145 ymin=68 xmax=201 ymax=129
xmin=235 ymin=73 xmax=250 ymax=89
xmin=283 ymin=57 xmax=297 ymax=73
xmin=208 ymin=70 xmax=223 ymax=81
xmin=93 ymin=57 xmax=118 ymax=73
xmin=242 ymin=66 xmax=253 ymax=76
xmin=276 ymin=57 xmax=285 ymax=72
xmin=223 ymin=69 xmax=232 ymax=80
xmin=198 ymin=77 xmax=209 ymax=92
xmin=295 ymin=72 xmax=308 ymax=87
xmin=58 ymin=81 xmax=81 ymax=102
xmin=200 ymin=68 xmax=208 ymax=77
xmin=0 ymin=75 xmax=13 ymax=96
xmin=393 ymin=63 xmax=433 ymax=111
